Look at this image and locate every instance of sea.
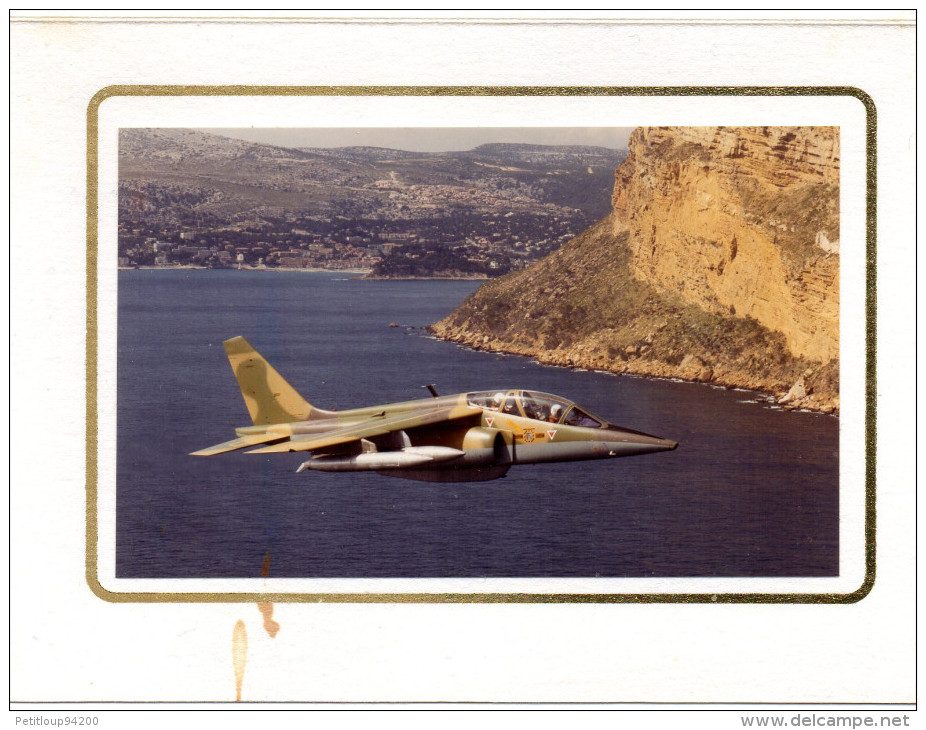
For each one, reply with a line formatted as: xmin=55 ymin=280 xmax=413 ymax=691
xmin=116 ymin=269 xmax=839 ymax=578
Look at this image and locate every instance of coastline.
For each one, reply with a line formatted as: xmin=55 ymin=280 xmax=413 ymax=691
xmin=119 ymin=265 xmax=374 ymax=274
xmin=116 ymin=265 xmax=835 ymax=415
xmin=428 ymin=325 xmax=839 ymax=417
xmin=361 ymin=274 xmax=490 ymax=281
xmin=119 ymin=265 xmax=493 ymax=280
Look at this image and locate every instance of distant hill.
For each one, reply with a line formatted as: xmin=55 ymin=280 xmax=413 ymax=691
xmin=461 ymin=142 xmax=627 ymax=166
xmin=118 ymin=129 xmax=626 ymax=275
xmin=119 ymin=129 xmax=626 ymax=220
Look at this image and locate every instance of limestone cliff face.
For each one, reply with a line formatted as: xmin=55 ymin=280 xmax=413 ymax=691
xmin=432 ymin=126 xmax=840 ymax=412
xmin=612 ymin=126 xmax=839 ymax=362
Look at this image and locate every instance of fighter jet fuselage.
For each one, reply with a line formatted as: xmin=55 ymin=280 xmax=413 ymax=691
xmin=192 ymin=337 xmax=677 ymax=482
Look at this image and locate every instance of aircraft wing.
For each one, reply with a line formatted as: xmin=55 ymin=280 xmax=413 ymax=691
xmin=246 ymin=404 xmax=483 ymax=454
xmin=190 ymin=431 xmax=289 ymax=456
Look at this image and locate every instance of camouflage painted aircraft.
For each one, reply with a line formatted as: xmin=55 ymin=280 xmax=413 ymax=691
xmin=192 ymin=336 xmax=678 ymax=482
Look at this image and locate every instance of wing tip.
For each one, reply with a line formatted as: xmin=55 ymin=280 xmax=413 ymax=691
xmin=190 ymin=433 xmax=289 ymax=456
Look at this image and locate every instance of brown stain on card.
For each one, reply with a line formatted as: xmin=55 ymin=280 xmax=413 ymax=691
xmin=258 ymin=550 xmax=280 ymax=638
xmin=232 ymin=619 xmax=247 ymax=702
xmin=257 ymin=603 xmax=280 ymax=638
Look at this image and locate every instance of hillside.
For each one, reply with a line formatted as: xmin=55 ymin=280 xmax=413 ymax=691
xmin=120 ymin=129 xmax=624 ymax=219
xmin=431 ymin=126 xmax=840 ymax=413
xmin=118 ymin=128 xmax=625 ymax=274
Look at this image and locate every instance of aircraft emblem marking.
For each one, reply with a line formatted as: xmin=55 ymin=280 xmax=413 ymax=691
xmin=547 ymin=430 xmax=557 ymax=440
xmin=522 ymin=428 xmax=535 ymax=443
xmin=486 ymin=416 xmax=494 ymax=427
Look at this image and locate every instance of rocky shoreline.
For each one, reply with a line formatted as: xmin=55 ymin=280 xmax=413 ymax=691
xmin=362 ymin=274 xmax=490 ymax=281
xmin=429 ymin=323 xmax=839 ymax=416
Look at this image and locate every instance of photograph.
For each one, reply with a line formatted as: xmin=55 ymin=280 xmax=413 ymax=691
xmin=107 ymin=119 xmax=849 ymax=593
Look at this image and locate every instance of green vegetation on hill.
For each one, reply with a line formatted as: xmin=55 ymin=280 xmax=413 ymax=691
xmin=119 ymin=128 xmax=625 ymax=273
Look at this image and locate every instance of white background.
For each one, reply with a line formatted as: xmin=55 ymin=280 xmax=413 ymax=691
xmin=9 ymin=11 xmax=916 ymax=713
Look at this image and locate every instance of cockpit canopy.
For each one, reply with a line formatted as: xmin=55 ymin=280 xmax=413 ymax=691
xmin=466 ymin=389 xmax=606 ymax=428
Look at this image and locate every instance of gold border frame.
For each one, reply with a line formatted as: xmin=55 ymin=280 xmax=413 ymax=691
xmin=87 ymin=85 xmax=876 ymax=604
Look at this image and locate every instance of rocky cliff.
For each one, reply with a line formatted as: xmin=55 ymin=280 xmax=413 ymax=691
xmin=431 ymin=126 xmax=840 ymax=413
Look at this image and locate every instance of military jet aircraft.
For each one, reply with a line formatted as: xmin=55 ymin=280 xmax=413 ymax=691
xmin=191 ymin=336 xmax=678 ymax=482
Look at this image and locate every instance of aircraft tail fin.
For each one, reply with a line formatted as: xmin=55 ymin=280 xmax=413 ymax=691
xmin=223 ymin=336 xmax=316 ymax=425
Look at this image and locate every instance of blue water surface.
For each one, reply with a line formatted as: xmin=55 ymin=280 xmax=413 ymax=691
xmin=116 ymin=270 xmax=838 ymax=578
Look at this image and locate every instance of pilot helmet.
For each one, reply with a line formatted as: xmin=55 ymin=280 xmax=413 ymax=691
xmin=492 ymin=392 xmax=504 ymax=405
xmin=550 ymin=404 xmax=562 ymax=418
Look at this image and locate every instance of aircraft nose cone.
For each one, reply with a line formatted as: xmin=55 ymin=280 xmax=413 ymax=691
xmin=641 ymin=436 xmax=678 ymax=453
xmin=604 ymin=427 xmax=679 ymax=456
